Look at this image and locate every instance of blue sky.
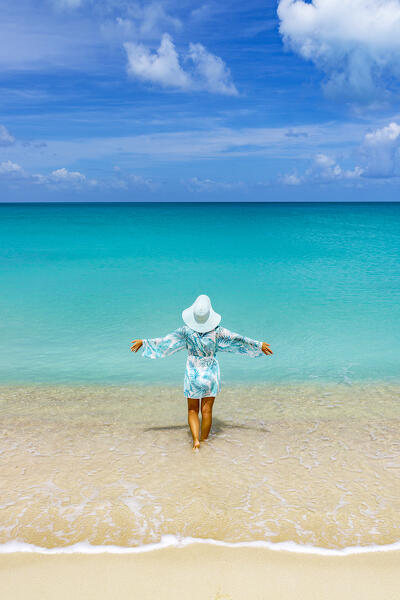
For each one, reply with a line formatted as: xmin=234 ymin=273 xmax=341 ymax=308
xmin=1 ymin=0 xmax=400 ymax=201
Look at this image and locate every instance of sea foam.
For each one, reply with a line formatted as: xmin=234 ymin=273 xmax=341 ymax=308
xmin=2 ymin=536 xmax=400 ymax=556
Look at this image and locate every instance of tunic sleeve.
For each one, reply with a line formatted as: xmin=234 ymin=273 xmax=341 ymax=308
xmin=142 ymin=327 xmax=186 ymax=359
xmin=216 ymin=326 xmax=263 ymax=357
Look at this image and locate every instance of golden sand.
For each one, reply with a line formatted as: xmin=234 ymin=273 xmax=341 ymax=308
xmin=1 ymin=545 xmax=400 ymax=600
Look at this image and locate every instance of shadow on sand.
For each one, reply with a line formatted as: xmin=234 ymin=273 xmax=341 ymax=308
xmin=143 ymin=417 xmax=270 ymax=435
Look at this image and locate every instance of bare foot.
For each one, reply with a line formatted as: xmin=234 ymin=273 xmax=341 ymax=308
xmin=193 ymin=440 xmax=200 ymax=451
xmin=200 ymin=437 xmax=208 ymax=442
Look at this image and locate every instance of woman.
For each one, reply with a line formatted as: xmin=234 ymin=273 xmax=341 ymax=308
xmin=131 ymin=294 xmax=273 ymax=450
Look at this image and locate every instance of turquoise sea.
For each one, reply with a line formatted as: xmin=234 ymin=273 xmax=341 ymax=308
xmin=0 ymin=202 xmax=399 ymax=385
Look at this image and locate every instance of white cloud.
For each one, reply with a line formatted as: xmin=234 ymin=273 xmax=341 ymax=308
xmin=0 ymin=160 xmax=24 ymax=175
xmin=360 ymin=121 xmax=400 ymax=177
xmin=111 ymin=170 xmax=159 ymax=190
xmin=124 ymin=34 xmax=191 ymax=90
xmin=102 ymin=3 xmax=182 ymax=43
xmin=124 ymin=33 xmax=238 ymax=95
xmin=48 ymin=167 xmax=86 ymax=183
xmin=128 ymin=173 xmax=158 ymax=189
xmin=127 ymin=3 xmax=182 ymax=38
xmin=278 ymin=0 xmax=400 ymax=100
xmin=0 ymin=125 xmax=15 ymax=146
xmin=308 ymin=154 xmax=363 ymax=180
xmin=282 ymin=173 xmax=302 ymax=185
xmin=188 ymin=43 xmax=238 ymax=96
xmin=0 ymin=161 xmax=99 ymax=190
xmin=283 ymin=153 xmax=364 ymax=184
xmin=187 ymin=176 xmax=244 ymax=192
xmin=282 ymin=120 xmax=400 ymax=184
xmin=33 ymin=167 xmax=97 ymax=189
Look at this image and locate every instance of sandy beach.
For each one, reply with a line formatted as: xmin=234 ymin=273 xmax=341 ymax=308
xmin=1 ymin=545 xmax=400 ymax=600
xmin=2 ymin=384 xmax=400 ymax=598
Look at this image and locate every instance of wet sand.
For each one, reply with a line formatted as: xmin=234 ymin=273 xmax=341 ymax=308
xmin=1 ymin=545 xmax=400 ymax=600
xmin=1 ymin=383 xmax=400 ymax=549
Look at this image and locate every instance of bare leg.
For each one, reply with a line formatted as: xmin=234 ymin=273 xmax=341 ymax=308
xmin=187 ymin=398 xmax=200 ymax=450
xmin=200 ymin=396 xmax=215 ymax=441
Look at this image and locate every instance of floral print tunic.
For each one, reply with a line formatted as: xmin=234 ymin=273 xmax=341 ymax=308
xmin=142 ymin=325 xmax=263 ymax=398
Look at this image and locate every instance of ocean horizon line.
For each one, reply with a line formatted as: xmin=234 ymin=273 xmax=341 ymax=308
xmin=1 ymin=200 xmax=400 ymax=205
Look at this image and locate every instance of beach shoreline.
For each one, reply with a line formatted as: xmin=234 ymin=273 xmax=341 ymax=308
xmin=1 ymin=382 xmax=400 ymax=551
xmin=1 ymin=544 xmax=400 ymax=600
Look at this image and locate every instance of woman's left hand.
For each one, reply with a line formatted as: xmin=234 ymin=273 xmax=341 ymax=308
xmin=262 ymin=342 xmax=273 ymax=356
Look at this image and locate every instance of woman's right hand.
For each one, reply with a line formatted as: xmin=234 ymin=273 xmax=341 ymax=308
xmin=130 ymin=339 xmax=143 ymax=352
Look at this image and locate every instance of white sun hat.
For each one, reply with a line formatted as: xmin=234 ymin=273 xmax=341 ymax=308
xmin=182 ymin=294 xmax=221 ymax=333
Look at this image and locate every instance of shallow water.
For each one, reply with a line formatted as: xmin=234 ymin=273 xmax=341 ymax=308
xmin=1 ymin=383 xmax=399 ymax=550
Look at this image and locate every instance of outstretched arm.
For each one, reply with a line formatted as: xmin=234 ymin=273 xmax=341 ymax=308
xmin=131 ymin=327 xmax=186 ymax=359
xmin=216 ymin=326 xmax=273 ymax=357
